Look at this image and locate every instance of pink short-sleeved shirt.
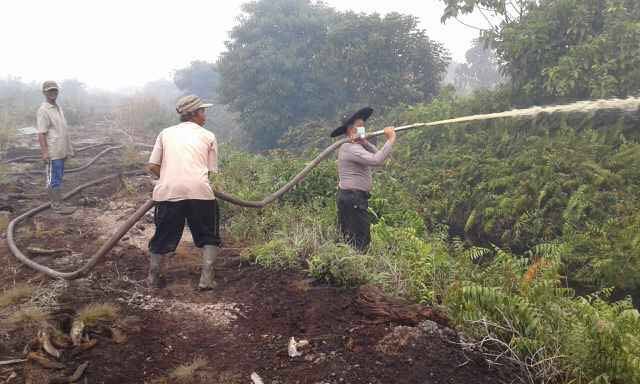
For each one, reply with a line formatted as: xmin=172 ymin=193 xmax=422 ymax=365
xmin=148 ymin=122 xmax=218 ymax=202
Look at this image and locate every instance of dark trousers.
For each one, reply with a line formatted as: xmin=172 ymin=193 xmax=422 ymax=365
xmin=337 ymin=189 xmax=371 ymax=252
xmin=149 ymin=199 xmax=222 ymax=255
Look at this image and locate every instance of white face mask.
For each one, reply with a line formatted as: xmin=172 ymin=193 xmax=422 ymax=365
xmin=356 ymin=126 xmax=366 ymax=138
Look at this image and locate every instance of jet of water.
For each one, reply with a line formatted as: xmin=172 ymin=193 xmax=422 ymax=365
xmin=372 ymin=97 xmax=640 ymax=137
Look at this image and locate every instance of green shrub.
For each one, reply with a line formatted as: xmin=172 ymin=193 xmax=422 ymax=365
xmin=214 ymin=92 xmax=640 ymax=382
xmin=370 ymin=221 xmax=452 ymax=301
xmin=448 ymin=247 xmax=640 ymax=384
xmin=308 ymin=242 xmax=376 ymax=287
xmin=243 ymin=237 xmax=301 ymax=270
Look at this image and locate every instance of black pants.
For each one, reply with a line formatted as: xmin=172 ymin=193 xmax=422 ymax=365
xmin=337 ymin=189 xmax=371 ymax=252
xmin=149 ymin=199 xmax=222 ymax=255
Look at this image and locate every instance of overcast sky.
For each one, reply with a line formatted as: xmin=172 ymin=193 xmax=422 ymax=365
xmin=0 ymin=0 xmax=490 ymax=92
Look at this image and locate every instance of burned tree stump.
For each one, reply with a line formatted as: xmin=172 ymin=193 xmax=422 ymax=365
xmin=354 ymin=285 xmax=449 ymax=327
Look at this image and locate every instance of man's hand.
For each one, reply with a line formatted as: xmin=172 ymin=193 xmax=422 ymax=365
xmin=38 ymin=133 xmax=49 ymax=161
xmin=145 ymin=163 xmax=161 ymax=178
xmin=209 ymin=172 xmax=225 ymax=191
xmin=383 ymin=127 xmax=396 ymax=143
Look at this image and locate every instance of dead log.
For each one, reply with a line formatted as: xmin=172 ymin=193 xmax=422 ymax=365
xmin=26 ymin=352 xmax=65 ymax=370
xmin=27 ymin=247 xmax=72 ymax=256
xmin=0 ymin=359 xmax=26 ymax=366
xmin=49 ymin=361 xmax=88 ymax=383
xmin=38 ymin=329 xmax=61 ymax=358
xmin=353 ymin=285 xmax=449 ymax=327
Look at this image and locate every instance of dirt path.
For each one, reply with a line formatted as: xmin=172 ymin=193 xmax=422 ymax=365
xmin=0 ymin=129 xmax=521 ymax=384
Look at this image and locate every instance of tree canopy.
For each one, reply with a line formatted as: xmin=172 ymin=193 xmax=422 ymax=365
xmin=218 ymin=0 xmax=450 ymax=149
xmin=173 ymin=61 xmax=221 ymax=101
xmin=452 ymin=40 xmax=503 ymax=93
xmin=441 ymin=0 xmax=640 ymax=104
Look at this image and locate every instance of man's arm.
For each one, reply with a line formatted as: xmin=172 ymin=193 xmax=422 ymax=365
xmin=343 ymin=141 xmax=393 ymax=167
xmin=360 ymin=139 xmax=378 ymax=154
xmin=145 ymin=163 xmax=160 ymax=178
xmin=37 ymin=133 xmax=49 ymax=160
xmin=343 ymin=127 xmax=396 ymax=167
xmin=36 ymin=109 xmax=49 ymax=160
xmin=145 ymin=133 xmax=163 ymax=178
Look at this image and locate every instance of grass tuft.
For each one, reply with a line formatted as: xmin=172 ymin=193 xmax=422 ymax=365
xmin=0 ymin=284 xmax=35 ymax=309
xmin=0 ymin=211 xmax=8 ymax=233
xmin=169 ymin=356 xmax=208 ymax=381
xmin=2 ymin=306 xmax=48 ymax=328
xmin=75 ymin=303 xmax=119 ymax=326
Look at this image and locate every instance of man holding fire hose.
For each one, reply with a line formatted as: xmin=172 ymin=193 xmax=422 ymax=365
xmin=331 ymin=107 xmax=396 ymax=252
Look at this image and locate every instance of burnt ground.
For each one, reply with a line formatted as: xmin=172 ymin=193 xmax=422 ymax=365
xmin=0 ymin=127 xmax=522 ymax=384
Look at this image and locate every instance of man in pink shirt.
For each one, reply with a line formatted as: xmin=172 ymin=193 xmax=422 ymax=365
xmin=145 ymin=95 xmax=220 ymax=290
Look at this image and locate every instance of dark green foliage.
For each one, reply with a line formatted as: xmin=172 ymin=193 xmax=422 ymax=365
xmin=448 ymin=250 xmax=640 ymax=383
xmin=441 ymin=0 xmax=640 ymax=104
xmin=389 ymin=90 xmax=640 ymax=291
xmin=173 ymin=61 xmax=220 ymax=100
xmin=500 ymin=0 xmax=640 ymax=103
xmin=218 ymin=0 xmax=449 ymax=149
xmin=217 ymin=0 xmax=338 ymax=149
xmin=216 ymin=139 xmax=640 ymax=383
xmin=320 ymin=11 xmax=449 ymax=109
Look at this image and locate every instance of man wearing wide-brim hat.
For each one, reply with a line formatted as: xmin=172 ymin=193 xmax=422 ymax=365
xmin=144 ymin=94 xmax=221 ymax=290
xmin=36 ymin=80 xmax=76 ymax=215
xmin=331 ymin=107 xmax=397 ymax=252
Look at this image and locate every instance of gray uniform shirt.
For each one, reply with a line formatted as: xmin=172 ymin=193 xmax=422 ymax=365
xmin=36 ymin=102 xmax=74 ymax=160
xmin=338 ymin=140 xmax=394 ymax=192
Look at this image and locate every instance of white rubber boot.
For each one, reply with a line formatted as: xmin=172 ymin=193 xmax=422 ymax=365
xmin=198 ymin=245 xmax=218 ymax=290
xmin=148 ymin=253 xmax=163 ymax=288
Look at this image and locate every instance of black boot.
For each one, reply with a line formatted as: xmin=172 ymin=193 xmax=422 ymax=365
xmin=48 ymin=188 xmax=76 ymax=215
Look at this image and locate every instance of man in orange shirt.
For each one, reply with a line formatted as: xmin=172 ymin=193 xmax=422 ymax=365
xmin=145 ymin=95 xmax=221 ymax=290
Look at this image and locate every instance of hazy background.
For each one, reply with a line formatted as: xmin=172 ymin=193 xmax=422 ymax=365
xmin=0 ymin=0 xmax=491 ymax=91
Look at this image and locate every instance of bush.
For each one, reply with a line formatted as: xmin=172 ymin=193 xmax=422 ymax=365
xmin=243 ymin=237 xmax=301 ymax=270
xmin=447 ymin=247 xmax=640 ymax=383
xmin=386 ymin=90 xmax=640 ymax=292
xmin=214 ymin=97 xmax=640 ymax=382
xmin=308 ymin=242 xmax=376 ymax=287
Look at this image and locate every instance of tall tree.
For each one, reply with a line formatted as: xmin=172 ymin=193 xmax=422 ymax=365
xmin=441 ymin=0 xmax=640 ymax=103
xmin=453 ymin=40 xmax=503 ymax=92
xmin=323 ymin=12 xmax=449 ymax=110
xmin=173 ymin=61 xmax=221 ymax=100
xmin=218 ymin=0 xmax=336 ymax=149
xmin=218 ymin=0 xmax=450 ymax=150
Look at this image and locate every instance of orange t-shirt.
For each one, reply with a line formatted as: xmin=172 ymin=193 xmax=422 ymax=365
xmin=148 ymin=122 xmax=218 ymax=202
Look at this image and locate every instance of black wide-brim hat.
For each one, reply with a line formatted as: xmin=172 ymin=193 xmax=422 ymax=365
xmin=330 ymin=107 xmax=374 ymax=137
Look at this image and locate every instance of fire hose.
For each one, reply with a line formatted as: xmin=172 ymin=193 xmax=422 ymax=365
xmin=6 ymin=97 xmax=640 ymax=279
xmin=3 ymin=141 xmax=114 ymax=163
xmin=4 ymin=127 xmax=404 ymax=279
